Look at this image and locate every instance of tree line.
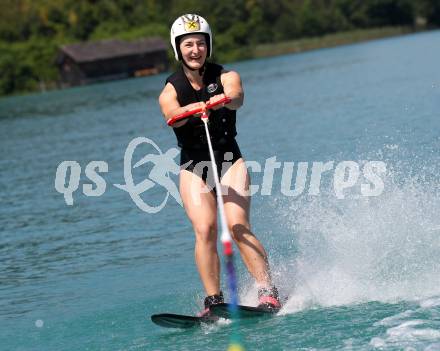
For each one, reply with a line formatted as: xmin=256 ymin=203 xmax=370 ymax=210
xmin=1 ymin=0 xmax=439 ymax=96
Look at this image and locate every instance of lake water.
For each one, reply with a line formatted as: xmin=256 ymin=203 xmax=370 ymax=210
xmin=1 ymin=30 xmax=439 ymax=350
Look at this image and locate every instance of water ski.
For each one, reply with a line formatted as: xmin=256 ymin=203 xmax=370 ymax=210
xmin=151 ymin=303 xmax=280 ymax=329
xmin=151 ymin=313 xmax=217 ymax=329
xmin=209 ymin=303 xmax=280 ymax=319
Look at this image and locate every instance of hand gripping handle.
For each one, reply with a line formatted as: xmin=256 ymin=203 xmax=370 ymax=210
xmin=167 ymin=96 xmax=232 ymax=126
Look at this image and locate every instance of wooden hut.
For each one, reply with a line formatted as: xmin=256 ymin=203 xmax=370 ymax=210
xmin=56 ymin=37 xmax=168 ymax=87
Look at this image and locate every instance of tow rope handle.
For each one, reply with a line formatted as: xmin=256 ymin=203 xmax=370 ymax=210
xmin=167 ymin=96 xmax=231 ymax=126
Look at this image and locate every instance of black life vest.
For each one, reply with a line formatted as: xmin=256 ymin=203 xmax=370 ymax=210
xmin=165 ymin=62 xmax=237 ymax=150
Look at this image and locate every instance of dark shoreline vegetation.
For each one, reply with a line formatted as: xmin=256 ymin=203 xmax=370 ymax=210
xmin=1 ymin=0 xmax=439 ymax=97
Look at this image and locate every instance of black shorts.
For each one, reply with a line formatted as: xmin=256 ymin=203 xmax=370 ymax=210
xmin=180 ymin=139 xmax=242 ymax=187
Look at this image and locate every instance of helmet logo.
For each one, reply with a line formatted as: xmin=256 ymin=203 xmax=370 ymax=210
xmin=207 ymin=83 xmax=218 ymax=94
xmin=182 ymin=15 xmax=201 ymax=32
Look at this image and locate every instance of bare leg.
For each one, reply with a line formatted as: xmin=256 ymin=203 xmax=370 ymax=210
xmin=180 ymin=170 xmax=220 ymax=296
xmin=221 ymin=158 xmax=273 ymax=287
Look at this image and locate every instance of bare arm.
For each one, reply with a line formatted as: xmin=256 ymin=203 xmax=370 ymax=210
xmin=219 ymin=70 xmax=244 ymax=110
xmin=158 ymin=83 xmax=207 ymax=127
xmin=206 ymin=70 xmax=244 ymax=110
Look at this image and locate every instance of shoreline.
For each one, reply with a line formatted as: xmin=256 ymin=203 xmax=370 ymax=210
xmin=0 ymin=26 xmax=427 ymax=98
xmin=252 ymin=26 xmax=415 ymax=58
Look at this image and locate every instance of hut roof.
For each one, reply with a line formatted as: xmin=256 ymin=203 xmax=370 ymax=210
xmin=58 ymin=37 xmax=167 ymax=63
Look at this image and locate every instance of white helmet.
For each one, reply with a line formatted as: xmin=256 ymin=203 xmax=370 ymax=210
xmin=170 ymin=14 xmax=212 ymax=61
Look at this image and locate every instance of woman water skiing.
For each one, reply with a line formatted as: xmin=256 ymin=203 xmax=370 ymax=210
xmin=159 ymin=14 xmax=280 ymax=316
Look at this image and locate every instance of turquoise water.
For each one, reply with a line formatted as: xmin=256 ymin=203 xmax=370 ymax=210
xmin=1 ymin=30 xmax=440 ymax=350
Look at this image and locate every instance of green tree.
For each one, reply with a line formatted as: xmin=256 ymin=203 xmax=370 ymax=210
xmin=366 ymin=0 xmax=414 ymax=26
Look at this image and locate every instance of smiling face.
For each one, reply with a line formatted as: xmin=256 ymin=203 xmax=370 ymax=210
xmin=178 ymin=34 xmax=208 ymax=70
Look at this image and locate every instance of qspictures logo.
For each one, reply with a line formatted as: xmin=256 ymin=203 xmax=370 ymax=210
xmin=54 ymin=137 xmax=387 ymax=214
